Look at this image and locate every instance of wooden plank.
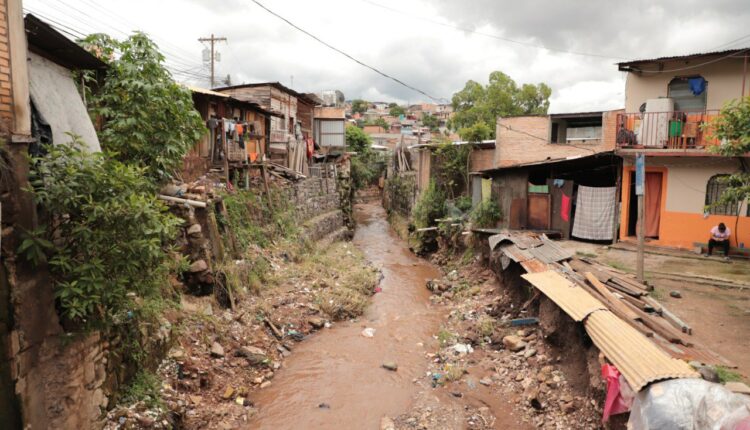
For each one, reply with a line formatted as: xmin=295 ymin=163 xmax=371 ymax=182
xmin=509 ymin=198 xmax=527 ymax=230
xmin=621 ymin=300 xmax=692 ymax=346
xmin=606 ymin=280 xmax=644 ymax=297
xmin=568 ymin=258 xmax=612 ymax=283
xmin=642 ymin=296 xmax=691 ymax=334
xmin=621 ymin=294 xmax=654 ymax=312
xmin=585 ymin=272 xmax=640 ymax=321
xmin=609 ymin=278 xmax=645 ymax=296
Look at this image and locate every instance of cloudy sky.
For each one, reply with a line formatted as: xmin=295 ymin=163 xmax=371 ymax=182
xmin=23 ymin=0 xmax=750 ymax=112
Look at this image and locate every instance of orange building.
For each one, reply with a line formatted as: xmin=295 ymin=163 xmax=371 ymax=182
xmin=615 ymin=49 xmax=750 ymax=252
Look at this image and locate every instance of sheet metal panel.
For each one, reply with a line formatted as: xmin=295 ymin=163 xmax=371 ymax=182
xmin=521 ymin=271 xmax=607 ymax=321
xmin=499 ymin=244 xmax=533 ymax=263
xmin=528 ymin=238 xmax=574 ymax=263
xmin=585 ymin=311 xmax=700 ymax=391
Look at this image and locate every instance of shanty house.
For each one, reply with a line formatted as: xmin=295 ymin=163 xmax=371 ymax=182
xmin=474 ymin=110 xmax=623 ymax=240
xmin=183 ymin=86 xmax=280 ymax=182
xmin=615 ymin=48 xmax=750 ymax=251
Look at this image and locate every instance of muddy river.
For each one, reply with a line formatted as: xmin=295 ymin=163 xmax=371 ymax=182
xmin=247 ymin=203 xmax=445 ymax=429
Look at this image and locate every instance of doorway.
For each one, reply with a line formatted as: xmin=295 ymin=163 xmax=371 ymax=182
xmin=627 ymin=171 xmax=663 ymax=238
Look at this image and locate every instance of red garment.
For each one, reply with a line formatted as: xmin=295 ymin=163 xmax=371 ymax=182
xmin=306 ymin=138 xmax=314 ymax=159
xmin=235 ymin=123 xmax=244 ymax=135
xmin=561 ymin=193 xmax=571 ymax=222
xmin=601 ymin=364 xmax=631 ymax=422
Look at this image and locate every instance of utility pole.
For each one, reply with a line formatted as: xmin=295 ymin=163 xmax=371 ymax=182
xmin=635 ymin=153 xmax=645 ymax=282
xmin=198 ymin=34 xmax=227 ymax=88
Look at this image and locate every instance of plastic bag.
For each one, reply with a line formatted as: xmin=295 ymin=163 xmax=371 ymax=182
xmin=628 ymin=378 xmax=750 ymax=430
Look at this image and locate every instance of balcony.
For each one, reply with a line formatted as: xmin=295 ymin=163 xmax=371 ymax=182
xmin=616 ymin=110 xmax=720 ymax=152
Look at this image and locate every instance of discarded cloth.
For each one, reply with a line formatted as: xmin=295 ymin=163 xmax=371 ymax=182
xmin=561 ymin=193 xmax=571 ymax=222
xmin=602 ymin=364 xmax=633 ymax=423
xmin=571 ymin=186 xmax=616 ymax=240
xmin=688 ymin=76 xmax=707 ymax=96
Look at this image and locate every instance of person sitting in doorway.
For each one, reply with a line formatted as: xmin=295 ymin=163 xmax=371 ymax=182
xmin=705 ymin=222 xmax=731 ymax=260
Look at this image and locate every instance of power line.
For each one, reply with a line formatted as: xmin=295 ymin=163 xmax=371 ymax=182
xmin=497 ymin=122 xmax=596 ymax=154
xmin=248 ymin=0 xmax=447 ymax=103
xmin=360 ymin=0 xmax=625 ymax=60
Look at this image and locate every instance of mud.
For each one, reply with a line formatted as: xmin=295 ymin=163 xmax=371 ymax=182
xmin=247 ymin=203 xmax=445 ymax=429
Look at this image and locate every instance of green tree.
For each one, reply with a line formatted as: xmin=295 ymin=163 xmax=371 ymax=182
xmin=81 ymin=33 xmax=206 ymax=183
xmin=451 ymin=71 xmax=551 ymax=137
xmin=366 ymin=117 xmax=390 ymax=130
xmin=706 ymin=96 xmax=750 ymax=210
xmin=389 ymin=105 xmax=406 ymax=117
xmin=351 ymin=99 xmax=369 ymax=115
xmin=458 ymin=121 xmax=493 ymax=142
xmin=345 ymin=125 xmax=372 ymax=153
xmin=422 ymin=113 xmax=439 ymax=131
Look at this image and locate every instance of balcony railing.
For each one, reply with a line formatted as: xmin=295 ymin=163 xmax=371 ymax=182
xmin=616 ymin=110 xmax=720 ymax=150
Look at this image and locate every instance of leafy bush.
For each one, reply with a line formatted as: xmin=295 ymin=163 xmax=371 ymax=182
xmin=454 ymin=195 xmax=473 ymax=212
xmin=81 ymin=33 xmax=206 ymax=183
xmin=345 ymin=125 xmax=372 ymax=153
xmin=433 ymin=140 xmax=471 ymax=199
xmin=22 ymin=142 xmax=180 ymax=328
xmin=220 ymin=188 xmax=298 ymax=249
xmin=470 ymin=200 xmax=501 ymax=228
xmin=412 ymin=180 xmax=446 ymax=229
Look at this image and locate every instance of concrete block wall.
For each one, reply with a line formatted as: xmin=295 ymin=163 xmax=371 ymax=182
xmin=289 ymin=177 xmax=347 ymax=242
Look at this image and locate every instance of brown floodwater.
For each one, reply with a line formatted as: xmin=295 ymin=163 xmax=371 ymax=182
xmin=246 ymin=203 xmax=445 ymax=429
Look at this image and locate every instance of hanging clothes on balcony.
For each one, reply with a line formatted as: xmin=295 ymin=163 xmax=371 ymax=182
xmin=688 ymin=77 xmax=707 ymax=96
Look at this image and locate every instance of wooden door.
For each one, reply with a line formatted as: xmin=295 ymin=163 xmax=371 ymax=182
xmin=527 ymin=194 xmax=551 ymax=230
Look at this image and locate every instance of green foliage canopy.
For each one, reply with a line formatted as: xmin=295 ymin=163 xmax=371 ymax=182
xmin=451 ymin=71 xmax=551 ymax=137
xmin=81 ymin=33 xmax=206 ymax=183
xmin=22 ymin=141 xmax=181 ymax=328
xmin=458 ymin=121 xmax=493 ymax=142
xmin=389 ymin=105 xmax=406 ymax=117
xmin=707 ymin=96 xmax=750 ymax=210
xmin=421 ymin=113 xmax=439 ymax=131
xmin=351 ymin=99 xmax=369 ymax=115
xmin=345 ymin=125 xmax=372 ymax=153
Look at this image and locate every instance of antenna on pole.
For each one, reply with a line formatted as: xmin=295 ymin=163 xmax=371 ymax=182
xmin=198 ymin=34 xmax=227 ymax=88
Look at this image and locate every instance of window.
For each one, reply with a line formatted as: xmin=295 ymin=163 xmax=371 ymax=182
xmin=668 ymin=76 xmax=707 ymax=112
xmin=705 ymin=174 xmax=739 ymax=215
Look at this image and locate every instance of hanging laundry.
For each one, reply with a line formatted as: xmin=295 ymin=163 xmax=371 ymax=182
xmin=306 ymin=138 xmax=314 ymax=159
xmin=571 ymin=186 xmax=616 ymax=240
xmin=688 ymin=77 xmax=707 ymax=96
xmin=207 ymin=118 xmax=219 ymax=130
xmin=553 ymin=179 xmax=565 ymax=188
xmin=561 ymin=193 xmax=571 ymax=222
xmin=235 ymin=123 xmax=244 ymax=135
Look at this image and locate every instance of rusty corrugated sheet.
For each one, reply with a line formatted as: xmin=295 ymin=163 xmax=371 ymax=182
xmin=521 ymin=271 xmax=607 ymax=321
xmin=528 ymin=238 xmax=574 ymax=263
xmin=585 ymin=311 xmax=700 ymax=391
xmin=499 ymin=244 xmax=533 ymax=263
xmin=520 ymin=259 xmax=550 ymax=274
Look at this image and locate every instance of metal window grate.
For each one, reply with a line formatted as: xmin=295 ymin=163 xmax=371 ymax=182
xmin=705 ymin=175 xmax=738 ymax=216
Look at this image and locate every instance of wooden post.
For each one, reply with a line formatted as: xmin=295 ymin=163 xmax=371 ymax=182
xmin=637 ymin=186 xmax=645 ymax=282
xmin=261 ymin=162 xmax=275 ymax=212
xmin=612 ymin=162 xmax=622 ymax=244
xmin=222 ymin=125 xmax=230 ymax=185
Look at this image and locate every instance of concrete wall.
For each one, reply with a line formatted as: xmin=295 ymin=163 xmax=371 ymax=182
xmin=624 ymin=57 xmax=746 ymax=113
xmin=619 ymin=155 xmax=750 ymax=249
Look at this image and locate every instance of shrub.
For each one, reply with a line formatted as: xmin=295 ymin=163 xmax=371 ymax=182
xmin=412 ymin=180 xmax=446 ymax=229
xmin=21 ymin=142 xmax=180 ymax=329
xmin=469 ymin=200 xmax=501 ymax=228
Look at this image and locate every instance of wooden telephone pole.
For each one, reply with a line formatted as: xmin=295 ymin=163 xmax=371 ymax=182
xmin=198 ymin=34 xmax=227 ymax=88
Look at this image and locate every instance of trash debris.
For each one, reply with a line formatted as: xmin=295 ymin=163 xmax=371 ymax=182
xmin=450 ymin=343 xmax=474 ymax=355
xmin=382 ymin=362 xmax=398 ymax=371
xmin=361 ymin=327 xmax=376 ymax=338
xmin=510 ymin=317 xmax=539 ymax=326
xmin=318 ymin=403 xmax=331 ymax=409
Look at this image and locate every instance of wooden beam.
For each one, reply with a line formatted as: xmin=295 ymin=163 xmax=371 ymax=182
xmin=585 ymin=272 xmax=639 ymax=321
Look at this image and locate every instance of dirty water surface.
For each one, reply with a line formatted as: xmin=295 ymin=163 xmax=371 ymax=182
xmin=247 ymin=203 xmax=445 ymax=429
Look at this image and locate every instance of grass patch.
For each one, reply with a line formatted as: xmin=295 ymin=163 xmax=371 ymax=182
xmin=649 ymin=287 xmax=665 ymax=300
xmin=437 ymin=328 xmax=456 ymax=347
xmin=121 ymin=370 xmax=164 ymax=409
xmin=605 ymin=261 xmax=629 ymax=272
xmin=476 ymin=315 xmax=496 ymax=338
xmin=716 ymin=366 xmax=743 ymax=383
xmin=576 ymin=250 xmax=598 ymax=259
xmin=443 ymin=363 xmax=466 ymax=382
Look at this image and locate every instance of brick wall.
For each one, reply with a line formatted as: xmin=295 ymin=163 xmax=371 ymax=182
xmin=0 ymin=0 xmax=13 ymax=133
xmin=494 ymin=111 xmax=623 ymax=169
xmin=470 ymin=147 xmax=494 ymax=172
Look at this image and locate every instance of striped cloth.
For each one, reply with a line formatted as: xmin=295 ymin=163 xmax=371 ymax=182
xmin=572 ymin=186 xmax=616 ymax=241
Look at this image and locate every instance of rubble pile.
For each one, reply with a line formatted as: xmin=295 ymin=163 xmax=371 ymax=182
xmin=393 ymin=255 xmax=601 ymax=429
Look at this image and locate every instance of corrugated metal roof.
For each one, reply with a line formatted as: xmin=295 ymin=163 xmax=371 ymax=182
xmin=528 ymin=238 xmax=574 ymax=263
xmin=187 ymin=85 xmax=230 ymax=98
xmin=585 ymin=311 xmax=700 ymax=391
xmin=499 ymin=243 xmax=534 ymax=263
xmin=522 ymin=271 xmax=607 ymax=321
xmin=617 ymin=48 xmax=749 ymax=70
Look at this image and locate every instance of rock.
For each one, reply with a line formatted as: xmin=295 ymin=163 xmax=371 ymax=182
xmin=187 ymin=224 xmax=202 ymax=236
xmin=502 ymin=335 xmax=527 ymax=352
xmin=515 ymin=373 xmax=525 ymax=382
xmin=382 ymin=362 xmax=398 ymax=371
xmin=236 ymin=346 xmax=267 ymax=365
xmin=318 ymin=403 xmax=331 ymax=409
xmin=136 ymin=416 xmax=155 ymax=427
xmin=308 ymin=317 xmax=325 ymax=329
xmin=210 ymin=342 xmax=225 ymax=358
xmin=380 ymin=416 xmax=396 ymax=430
xmin=524 ymin=348 xmax=537 ymax=358
xmin=222 ymin=387 xmax=234 ymax=400
xmin=697 ymin=366 xmax=720 ymax=383
xmin=669 ymin=290 xmax=682 ymax=298
xmin=361 ymin=328 xmax=376 ymax=338
xmin=260 ymin=381 xmax=271 ymax=389
xmin=561 ymin=401 xmax=576 ymax=414
xmin=189 ymin=259 xmax=209 ymax=273
xmin=479 ymin=378 xmax=492 ymax=386
xmin=447 ymin=270 xmax=459 ymax=281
